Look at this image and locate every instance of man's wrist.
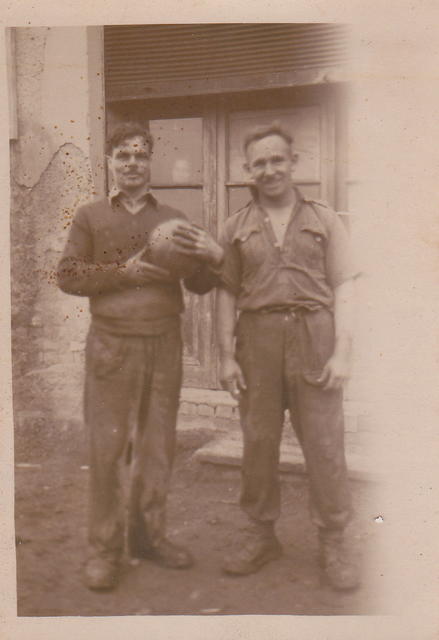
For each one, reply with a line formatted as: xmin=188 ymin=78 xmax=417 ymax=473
xmin=219 ymin=349 xmax=235 ymax=362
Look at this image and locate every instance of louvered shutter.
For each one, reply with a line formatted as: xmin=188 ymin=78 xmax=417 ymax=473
xmin=104 ymin=24 xmax=349 ymax=101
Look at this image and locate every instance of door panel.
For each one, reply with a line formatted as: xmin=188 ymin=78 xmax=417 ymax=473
xmin=107 ymin=101 xmax=217 ymax=388
xmin=150 ymin=188 xmax=204 ymax=224
xmin=149 ymin=112 xmax=216 ymax=388
xmin=228 ymin=106 xmax=321 ymax=184
xmin=150 ymin=118 xmax=203 ymax=185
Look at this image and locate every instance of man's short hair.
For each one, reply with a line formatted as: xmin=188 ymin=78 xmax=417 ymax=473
xmin=243 ymin=122 xmax=294 ymax=155
xmin=106 ymin=122 xmax=154 ymax=155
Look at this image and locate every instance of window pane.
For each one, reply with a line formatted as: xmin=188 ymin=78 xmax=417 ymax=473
xmin=152 ymin=188 xmax=203 ymax=227
xmin=150 ymin=118 xmax=203 ymax=184
xmin=228 ymin=107 xmax=320 ymax=183
xmin=228 ymin=183 xmax=321 ymax=216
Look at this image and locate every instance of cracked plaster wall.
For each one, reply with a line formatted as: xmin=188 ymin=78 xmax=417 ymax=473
xmin=11 ymin=27 xmax=96 ymax=443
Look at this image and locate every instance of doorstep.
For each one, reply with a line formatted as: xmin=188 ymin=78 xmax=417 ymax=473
xmin=180 ymin=387 xmax=372 ymax=433
xmin=179 ymin=388 xmax=375 ymax=482
xmin=180 ymin=387 xmax=239 ymax=420
xmin=192 ymin=436 xmax=377 ymax=483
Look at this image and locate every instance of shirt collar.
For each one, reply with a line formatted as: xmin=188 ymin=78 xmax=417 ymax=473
xmin=250 ymin=184 xmax=304 ymax=209
xmin=108 ymin=186 xmax=157 ymax=207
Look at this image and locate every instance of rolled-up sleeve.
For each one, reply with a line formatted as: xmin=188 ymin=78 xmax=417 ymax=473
xmin=218 ymin=223 xmax=242 ymax=296
xmin=325 ymin=214 xmax=359 ymax=289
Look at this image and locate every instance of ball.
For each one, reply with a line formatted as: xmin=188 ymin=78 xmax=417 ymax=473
xmin=147 ymin=218 xmax=201 ymax=279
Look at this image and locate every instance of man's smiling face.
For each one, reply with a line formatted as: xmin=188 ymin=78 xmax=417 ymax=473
xmin=245 ymin=134 xmax=297 ymax=202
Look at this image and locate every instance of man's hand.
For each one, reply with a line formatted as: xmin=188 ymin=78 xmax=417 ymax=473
xmin=219 ymin=356 xmax=246 ymax=400
xmin=317 ymin=352 xmax=350 ymax=391
xmin=172 ymin=223 xmax=224 ymax=267
xmin=120 ymin=247 xmax=174 ymax=285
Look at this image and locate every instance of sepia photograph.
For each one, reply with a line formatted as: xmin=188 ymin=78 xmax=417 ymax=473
xmin=8 ymin=22 xmax=384 ymax=617
xmin=2 ymin=4 xmax=439 ymax=639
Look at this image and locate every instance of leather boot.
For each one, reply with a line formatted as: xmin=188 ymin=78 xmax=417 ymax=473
xmin=319 ymin=529 xmax=360 ymax=591
xmin=83 ymin=552 xmax=120 ymax=591
xmin=222 ymin=520 xmax=282 ymax=576
xmin=131 ymin=536 xmax=193 ymax=569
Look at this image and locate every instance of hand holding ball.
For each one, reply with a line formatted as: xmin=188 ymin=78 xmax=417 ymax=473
xmin=147 ymin=218 xmax=202 ymax=279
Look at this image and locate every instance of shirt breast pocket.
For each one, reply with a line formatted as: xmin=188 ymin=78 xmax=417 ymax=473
xmin=294 ymin=225 xmax=326 ymax=268
xmin=233 ymin=226 xmax=265 ymax=269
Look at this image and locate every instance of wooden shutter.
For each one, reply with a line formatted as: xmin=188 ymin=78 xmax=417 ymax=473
xmin=104 ymin=24 xmax=349 ymax=101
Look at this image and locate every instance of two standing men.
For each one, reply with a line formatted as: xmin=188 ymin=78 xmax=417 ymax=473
xmin=58 ymin=120 xmax=359 ymax=593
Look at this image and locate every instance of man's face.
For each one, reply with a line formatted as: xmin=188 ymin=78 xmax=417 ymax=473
xmin=244 ymin=134 xmax=297 ymax=201
xmin=108 ymin=135 xmax=152 ymax=193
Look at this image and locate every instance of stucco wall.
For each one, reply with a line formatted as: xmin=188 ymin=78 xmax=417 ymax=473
xmin=11 ymin=27 xmax=95 ymax=445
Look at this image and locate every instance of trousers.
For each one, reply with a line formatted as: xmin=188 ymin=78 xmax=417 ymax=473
xmin=84 ymin=322 xmax=182 ymax=558
xmin=235 ymin=308 xmax=352 ymax=531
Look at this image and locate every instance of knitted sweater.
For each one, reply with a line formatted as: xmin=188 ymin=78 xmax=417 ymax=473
xmin=57 ymin=194 xmax=217 ymax=334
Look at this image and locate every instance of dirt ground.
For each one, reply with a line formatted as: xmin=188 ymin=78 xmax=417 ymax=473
xmin=14 ymin=425 xmax=384 ymax=617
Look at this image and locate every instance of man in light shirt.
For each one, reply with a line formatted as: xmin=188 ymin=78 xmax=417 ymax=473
xmin=216 ymin=122 xmax=360 ymax=591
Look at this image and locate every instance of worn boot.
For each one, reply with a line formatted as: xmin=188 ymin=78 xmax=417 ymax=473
xmin=319 ymin=529 xmax=360 ymax=591
xmin=222 ymin=520 xmax=282 ymax=576
xmin=83 ymin=552 xmax=121 ymax=591
xmin=133 ymin=537 xmax=194 ymax=569
xmin=128 ymin=519 xmax=193 ymax=569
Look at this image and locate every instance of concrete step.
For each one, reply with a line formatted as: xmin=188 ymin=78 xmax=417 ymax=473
xmin=192 ymin=436 xmax=376 ymax=483
xmin=180 ymin=387 xmax=372 ymax=434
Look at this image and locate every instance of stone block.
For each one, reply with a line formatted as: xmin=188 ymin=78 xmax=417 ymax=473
xmin=181 ymin=387 xmax=237 ymax=408
xmin=197 ymin=404 xmax=214 ymax=417
xmin=179 ymin=401 xmax=198 ymax=416
xmin=69 ymin=340 xmax=84 ymax=352
xmin=215 ymin=404 xmax=234 ymax=419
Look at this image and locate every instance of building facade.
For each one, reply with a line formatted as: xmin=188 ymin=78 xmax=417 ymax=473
xmin=9 ymin=25 xmax=369 ymax=446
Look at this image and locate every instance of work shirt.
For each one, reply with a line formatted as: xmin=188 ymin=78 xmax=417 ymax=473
xmin=57 ymin=192 xmax=217 ymax=335
xmin=220 ymin=189 xmax=356 ymax=312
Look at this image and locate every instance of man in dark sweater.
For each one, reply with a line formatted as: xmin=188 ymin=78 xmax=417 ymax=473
xmin=58 ymin=122 xmax=223 ymax=591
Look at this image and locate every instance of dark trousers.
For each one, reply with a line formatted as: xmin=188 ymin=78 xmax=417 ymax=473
xmin=84 ymin=323 xmax=182 ymax=558
xmin=236 ymin=308 xmax=352 ymax=531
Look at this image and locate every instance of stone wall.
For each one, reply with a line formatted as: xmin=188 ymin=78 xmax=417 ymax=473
xmin=11 ymin=27 xmax=95 ymax=449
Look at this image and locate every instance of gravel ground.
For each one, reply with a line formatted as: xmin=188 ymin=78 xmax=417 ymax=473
xmin=14 ymin=426 xmax=385 ymax=617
